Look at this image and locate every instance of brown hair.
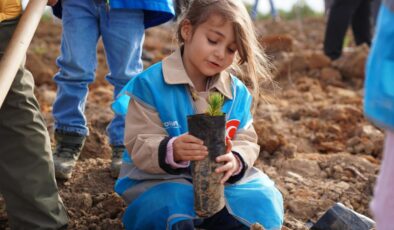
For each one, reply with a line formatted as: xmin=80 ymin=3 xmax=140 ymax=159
xmin=176 ymin=0 xmax=271 ymax=101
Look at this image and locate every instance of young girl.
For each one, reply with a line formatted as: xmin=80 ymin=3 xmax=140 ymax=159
xmin=113 ymin=0 xmax=284 ymax=229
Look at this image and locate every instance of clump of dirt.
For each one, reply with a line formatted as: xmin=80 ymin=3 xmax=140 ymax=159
xmin=0 ymin=17 xmax=380 ymax=230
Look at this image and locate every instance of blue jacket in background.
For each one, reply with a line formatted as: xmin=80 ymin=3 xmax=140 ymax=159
xmin=52 ymin=0 xmax=175 ymax=29
xmin=364 ymin=0 xmax=394 ymax=131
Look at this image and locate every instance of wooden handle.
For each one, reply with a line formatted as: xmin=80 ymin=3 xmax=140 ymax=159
xmin=0 ymin=0 xmax=48 ymax=108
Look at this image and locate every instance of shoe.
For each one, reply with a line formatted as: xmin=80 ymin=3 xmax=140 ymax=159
xmin=310 ymin=202 xmax=375 ymax=230
xmin=53 ymin=131 xmax=86 ymax=180
xmin=110 ymin=145 xmax=125 ymax=178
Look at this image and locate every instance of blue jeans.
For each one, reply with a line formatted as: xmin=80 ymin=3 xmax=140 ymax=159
xmin=251 ymin=0 xmax=277 ymax=20
xmin=52 ymin=0 xmax=144 ymax=146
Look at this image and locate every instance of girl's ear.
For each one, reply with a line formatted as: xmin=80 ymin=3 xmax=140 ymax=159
xmin=180 ymin=19 xmax=192 ymax=42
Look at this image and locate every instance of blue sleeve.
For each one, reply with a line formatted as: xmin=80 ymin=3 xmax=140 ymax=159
xmin=364 ymin=3 xmax=394 ymax=131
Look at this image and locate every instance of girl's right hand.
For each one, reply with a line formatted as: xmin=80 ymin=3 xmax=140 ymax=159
xmin=173 ymin=134 xmax=208 ymax=162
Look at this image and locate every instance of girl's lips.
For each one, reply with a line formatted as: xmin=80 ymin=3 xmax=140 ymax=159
xmin=207 ymin=61 xmax=221 ymax=68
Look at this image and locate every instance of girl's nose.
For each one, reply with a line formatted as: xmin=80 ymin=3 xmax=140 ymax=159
xmin=215 ymin=47 xmax=225 ymax=60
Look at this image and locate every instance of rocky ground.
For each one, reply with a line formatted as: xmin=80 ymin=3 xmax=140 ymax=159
xmin=0 ymin=17 xmax=382 ymax=230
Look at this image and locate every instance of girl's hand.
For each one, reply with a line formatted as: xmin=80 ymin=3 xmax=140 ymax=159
xmin=173 ymin=134 xmax=208 ymax=162
xmin=215 ymin=140 xmax=240 ymax=184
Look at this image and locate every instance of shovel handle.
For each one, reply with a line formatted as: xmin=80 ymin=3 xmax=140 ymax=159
xmin=0 ymin=0 xmax=48 ymax=109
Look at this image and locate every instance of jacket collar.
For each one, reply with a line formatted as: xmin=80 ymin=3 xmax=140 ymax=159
xmin=162 ymin=48 xmax=233 ymax=99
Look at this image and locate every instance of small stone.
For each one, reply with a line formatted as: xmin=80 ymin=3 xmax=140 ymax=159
xmin=336 ymin=181 xmax=350 ymax=191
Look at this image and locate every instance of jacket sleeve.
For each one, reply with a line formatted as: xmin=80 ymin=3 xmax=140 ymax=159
xmin=231 ymin=124 xmax=260 ymax=172
xmin=364 ymin=2 xmax=394 ymax=131
xmin=124 ymin=98 xmax=169 ymax=174
xmin=0 ymin=0 xmax=22 ymax=22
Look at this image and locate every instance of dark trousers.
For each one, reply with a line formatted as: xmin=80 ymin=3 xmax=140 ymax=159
xmin=0 ymin=18 xmax=68 ymax=229
xmin=172 ymin=207 xmax=249 ymax=230
xmin=324 ymin=0 xmax=372 ymax=60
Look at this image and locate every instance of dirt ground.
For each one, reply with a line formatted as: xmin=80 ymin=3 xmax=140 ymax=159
xmin=0 ymin=17 xmax=382 ymax=230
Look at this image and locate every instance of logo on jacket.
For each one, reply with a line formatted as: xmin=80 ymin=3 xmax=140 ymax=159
xmin=163 ymin=120 xmax=180 ymax=129
xmin=226 ymin=119 xmax=240 ymax=140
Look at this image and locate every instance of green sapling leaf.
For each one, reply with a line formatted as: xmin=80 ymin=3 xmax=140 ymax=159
xmin=207 ymin=92 xmax=224 ymax=116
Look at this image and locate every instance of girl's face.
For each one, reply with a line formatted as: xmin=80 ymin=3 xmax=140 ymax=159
xmin=181 ymin=14 xmax=237 ymax=81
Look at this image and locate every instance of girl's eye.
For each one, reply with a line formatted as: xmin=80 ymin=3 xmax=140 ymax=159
xmin=207 ymin=38 xmax=217 ymax=44
xmin=227 ymin=48 xmax=236 ymax=54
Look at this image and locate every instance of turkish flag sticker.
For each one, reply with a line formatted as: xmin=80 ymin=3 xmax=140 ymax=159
xmin=226 ymin=119 xmax=240 ymax=140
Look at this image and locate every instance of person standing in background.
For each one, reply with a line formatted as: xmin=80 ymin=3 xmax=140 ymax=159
xmin=0 ymin=0 xmax=68 ymax=228
xmin=251 ymin=0 xmax=279 ymax=21
xmin=364 ymin=1 xmax=394 ymax=229
xmin=50 ymin=0 xmax=174 ymax=179
xmin=323 ymin=0 xmax=371 ymax=60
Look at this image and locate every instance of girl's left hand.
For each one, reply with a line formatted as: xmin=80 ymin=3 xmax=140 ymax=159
xmin=215 ymin=140 xmax=240 ymax=184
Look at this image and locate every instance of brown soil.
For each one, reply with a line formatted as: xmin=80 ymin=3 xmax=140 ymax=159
xmin=0 ymin=17 xmax=381 ymax=230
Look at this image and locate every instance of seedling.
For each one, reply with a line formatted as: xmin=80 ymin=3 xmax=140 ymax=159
xmin=206 ymin=92 xmax=224 ymax=116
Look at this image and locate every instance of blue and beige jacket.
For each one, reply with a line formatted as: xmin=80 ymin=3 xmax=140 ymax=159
xmin=112 ymin=49 xmax=284 ymax=229
xmin=113 ymin=48 xmax=260 ymax=175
